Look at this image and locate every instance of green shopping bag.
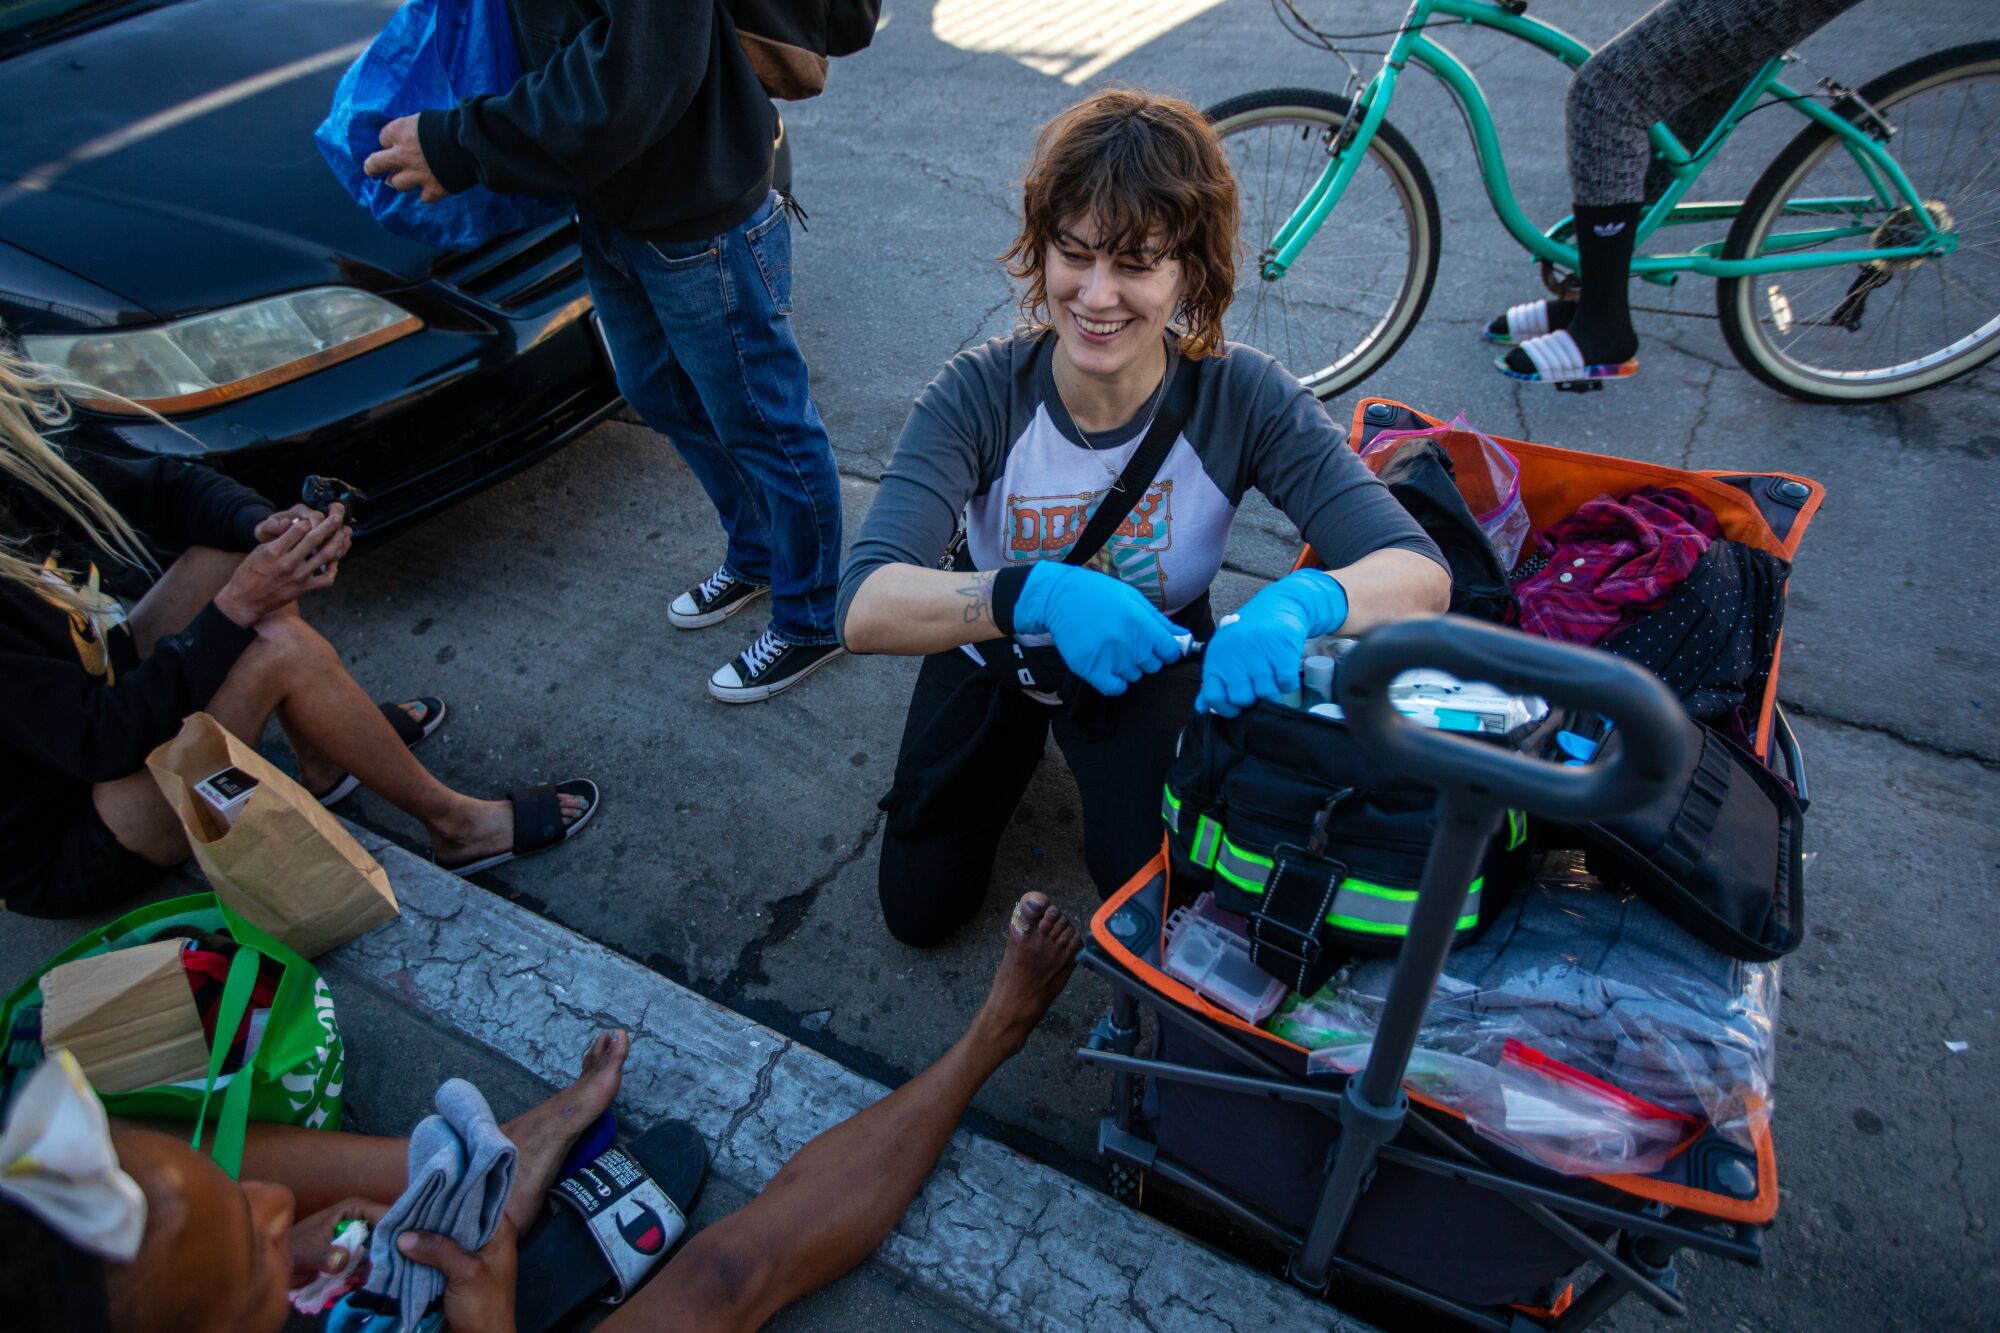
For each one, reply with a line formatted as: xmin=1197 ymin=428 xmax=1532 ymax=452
xmin=0 ymin=893 xmax=344 ymax=1178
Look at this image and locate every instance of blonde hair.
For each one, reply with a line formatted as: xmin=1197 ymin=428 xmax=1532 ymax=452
xmin=0 ymin=342 xmax=159 ymax=614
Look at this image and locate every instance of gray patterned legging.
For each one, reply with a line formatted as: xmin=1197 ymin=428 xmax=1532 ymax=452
xmin=1567 ymin=0 xmax=1865 ymax=207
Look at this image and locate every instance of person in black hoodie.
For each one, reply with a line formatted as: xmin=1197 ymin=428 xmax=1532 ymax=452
xmin=0 ymin=349 xmax=596 ymax=918
xmin=364 ymin=0 xmax=847 ymax=704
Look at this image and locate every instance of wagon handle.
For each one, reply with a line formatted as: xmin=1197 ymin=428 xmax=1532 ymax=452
xmin=1335 ymin=614 xmax=1689 ymax=824
xmin=1295 ymin=616 xmax=1689 ymax=1292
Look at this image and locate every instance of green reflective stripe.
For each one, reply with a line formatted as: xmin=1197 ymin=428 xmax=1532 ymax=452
xmin=1208 ymin=844 xmax=1256 ymax=888
xmin=1161 ymin=786 xmax=1182 ymax=834
xmin=1214 ymin=834 xmax=1482 ymax=937
xmin=1190 ymin=816 xmax=1222 ymax=869
xmin=1339 ymin=875 xmax=1483 ymax=905
xmin=1507 ymin=809 xmax=1528 ymax=850
xmin=1329 ymin=910 xmax=1484 ymax=937
xmin=1212 ymin=838 xmax=1271 ymax=893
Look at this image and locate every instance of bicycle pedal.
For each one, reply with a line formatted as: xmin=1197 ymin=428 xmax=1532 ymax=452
xmin=1555 ymin=379 xmax=1604 ymax=394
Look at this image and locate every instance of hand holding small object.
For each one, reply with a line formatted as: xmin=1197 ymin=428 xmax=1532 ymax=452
xmin=214 ymin=504 xmax=351 ymax=624
xmin=1197 ymin=569 xmax=1349 ymax=716
xmin=1012 ymin=562 xmax=1184 ymax=696
xmin=253 ymin=504 xmax=324 ymax=543
xmin=398 ymin=1216 xmax=519 ymax=1333
xmin=288 ymin=1198 xmax=385 ymax=1289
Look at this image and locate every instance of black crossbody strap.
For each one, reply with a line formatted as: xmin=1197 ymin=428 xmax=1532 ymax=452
xmin=1063 ymin=357 xmax=1200 ymax=567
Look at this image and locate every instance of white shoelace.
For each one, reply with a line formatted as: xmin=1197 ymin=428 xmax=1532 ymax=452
xmin=741 ymin=629 xmax=785 ymax=676
xmin=696 ymin=566 xmax=736 ymax=603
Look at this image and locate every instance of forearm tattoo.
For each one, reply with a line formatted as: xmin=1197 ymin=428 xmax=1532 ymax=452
xmin=957 ymin=570 xmax=994 ymax=625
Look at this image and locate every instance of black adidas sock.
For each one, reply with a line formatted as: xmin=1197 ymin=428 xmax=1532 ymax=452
xmin=1504 ymin=201 xmax=1641 ymax=372
xmin=1566 ymin=201 xmax=1641 ymax=362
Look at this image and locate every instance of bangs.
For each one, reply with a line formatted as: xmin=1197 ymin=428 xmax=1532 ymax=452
xmin=1051 ymin=149 xmax=1200 ymax=262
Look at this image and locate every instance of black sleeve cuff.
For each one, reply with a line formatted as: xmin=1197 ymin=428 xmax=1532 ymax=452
xmin=418 ymin=108 xmax=481 ymax=195
xmin=990 ymin=565 xmax=1031 ymax=637
xmin=232 ymin=505 xmax=273 ymax=551
xmin=168 ymin=601 xmax=259 ymax=679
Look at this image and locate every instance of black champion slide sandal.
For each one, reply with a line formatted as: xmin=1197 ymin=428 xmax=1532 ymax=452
xmin=315 ymin=698 xmax=449 ymax=807
xmin=513 ymin=1120 xmax=710 ymax=1333
xmin=437 ymin=779 xmax=599 ymax=876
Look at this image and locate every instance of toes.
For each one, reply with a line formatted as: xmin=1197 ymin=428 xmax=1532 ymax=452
xmin=584 ymin=1030 xmax=627 ymax=1069
xmin=1010 ymin=893 xmax=1051 ymax=939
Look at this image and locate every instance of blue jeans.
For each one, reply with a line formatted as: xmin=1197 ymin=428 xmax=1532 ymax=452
xmin=580 ymin=195 xmax=841 ymax=645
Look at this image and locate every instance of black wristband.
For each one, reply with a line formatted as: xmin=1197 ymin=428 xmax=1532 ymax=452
xmin=989 ymin=565 xmax=1032 ymax=637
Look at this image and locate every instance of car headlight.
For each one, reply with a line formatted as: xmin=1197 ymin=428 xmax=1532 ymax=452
xmin=20 ymin=288 xmax=422 ymax=416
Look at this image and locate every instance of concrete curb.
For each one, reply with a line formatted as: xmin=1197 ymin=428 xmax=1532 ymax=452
xmin=327 ymin=824 xmax=1369 ymax=1332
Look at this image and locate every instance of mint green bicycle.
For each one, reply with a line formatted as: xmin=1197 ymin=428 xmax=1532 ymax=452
xmin=1208 ymin=0 xmax=2000 ymax=402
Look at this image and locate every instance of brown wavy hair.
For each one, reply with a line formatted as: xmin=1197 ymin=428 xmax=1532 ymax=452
xmin=1002 ymin=89 xmax=1239 ymax=360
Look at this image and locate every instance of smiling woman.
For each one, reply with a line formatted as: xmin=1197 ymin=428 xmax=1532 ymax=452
xmin=836 ymin=89 xmax=1451 ymax=949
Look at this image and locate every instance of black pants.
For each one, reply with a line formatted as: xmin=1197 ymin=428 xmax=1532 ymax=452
xmin=878 ymin=646 xmax=1202 ymax=948
xmin=9 ymin=800 xmax=166 ymax=920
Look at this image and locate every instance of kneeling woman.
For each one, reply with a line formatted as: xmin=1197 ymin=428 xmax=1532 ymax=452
xmin=840 ymin=91 xmax=1450 ymax=947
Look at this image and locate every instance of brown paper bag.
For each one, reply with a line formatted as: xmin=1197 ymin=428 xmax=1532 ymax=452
xmin=146 ymin=712 xmax=397 ymax=958
xmin=40 ymin=941 xmax=211 ymax=1093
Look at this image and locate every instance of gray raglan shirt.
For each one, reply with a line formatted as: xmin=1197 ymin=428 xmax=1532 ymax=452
xmin=835 ymin=333 xmax=1445 ymax=642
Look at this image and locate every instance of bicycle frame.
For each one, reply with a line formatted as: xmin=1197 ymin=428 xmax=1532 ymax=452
xmin=1264 ymin=0 xmax=1955 ymax=281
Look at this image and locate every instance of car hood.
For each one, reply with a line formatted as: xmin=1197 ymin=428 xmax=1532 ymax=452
xmin=0 ymin=0 xmax=447 ymax=322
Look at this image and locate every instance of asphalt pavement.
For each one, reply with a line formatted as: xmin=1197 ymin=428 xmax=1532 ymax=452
xmin=7 ymin=2 xmax=1994 ymax=1329
xmin=311 ymin=2 xmax=1997 ymax=1327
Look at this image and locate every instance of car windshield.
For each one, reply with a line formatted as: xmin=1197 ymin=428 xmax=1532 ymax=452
xmin=0 ymin=0 xmax=162 ymax=51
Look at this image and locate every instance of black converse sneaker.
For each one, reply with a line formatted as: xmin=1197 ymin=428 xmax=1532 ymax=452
xmin=669 ymin=565 xmax=768 ymax=629
xmin=708 ymin=628 xmax=844 ymax=704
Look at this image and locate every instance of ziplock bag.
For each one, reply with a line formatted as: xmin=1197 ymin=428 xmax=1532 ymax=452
xmin=1362 ymin=413 xmax=1532 ymax=570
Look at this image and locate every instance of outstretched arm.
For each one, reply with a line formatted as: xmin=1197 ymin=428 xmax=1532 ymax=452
xmin=1329 ymin=546 xmax=1451 ymax=634
xmin=607 ymin=894 xmax=1082 ymax=1333
xmin=840 ymin=563 xmax=1002 ymax=655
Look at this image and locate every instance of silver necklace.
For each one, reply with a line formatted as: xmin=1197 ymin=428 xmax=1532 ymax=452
xmin=1068 ymin=363 xmax=1170 ymax=495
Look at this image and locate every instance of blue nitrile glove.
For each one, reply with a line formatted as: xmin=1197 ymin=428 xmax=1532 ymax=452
xmin=1197 ymin=569 xmax=1349 ymax=716
xmin=1013 ymin=562 xmax=1185 ymax=696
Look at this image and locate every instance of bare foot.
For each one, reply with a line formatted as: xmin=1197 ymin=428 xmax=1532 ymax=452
xmin=969 ymin=893 xmax=1081 ymax=1058
xmin=500 ymin=1029 xmax=629 ymax=1231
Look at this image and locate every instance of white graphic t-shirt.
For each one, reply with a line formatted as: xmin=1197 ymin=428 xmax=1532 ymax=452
xmin=837 ymin=332 xmax=1443 ymax=640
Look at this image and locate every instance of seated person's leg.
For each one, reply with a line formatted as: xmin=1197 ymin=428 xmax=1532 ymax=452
xmin=877 ymin=650 xmax=1049 ymax=947
xmin=92 ymin=597 xmax=587 ymax=875
xmin=124 ymin=545 xmax=431 ymax=800
xmin=1055 ymin=654 xmax=1201 ymax=895
xmin=606 ymin=893 xmax=1081 ymax=1332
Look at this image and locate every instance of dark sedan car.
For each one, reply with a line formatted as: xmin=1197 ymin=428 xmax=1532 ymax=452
xmin=0 ymin=0 xmax=621 ymax=538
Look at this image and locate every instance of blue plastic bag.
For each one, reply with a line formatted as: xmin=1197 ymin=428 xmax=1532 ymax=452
xmin=315 ymin=0 xmax=571 ymax=252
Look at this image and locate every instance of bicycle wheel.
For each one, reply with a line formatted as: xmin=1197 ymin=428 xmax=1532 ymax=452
xmin=1206 ymin=89 xmax=1440 ymax=400
xmin=1718 ymin=42 xmax=2000 ymax=402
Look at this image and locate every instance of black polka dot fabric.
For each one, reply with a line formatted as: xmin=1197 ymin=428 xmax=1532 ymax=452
xmin=1601 ymin=541 xmax=1789 ymax=747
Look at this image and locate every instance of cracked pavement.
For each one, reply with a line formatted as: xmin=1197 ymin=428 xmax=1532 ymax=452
xmin=3 ymin=3 xmax=1989 ymax=1330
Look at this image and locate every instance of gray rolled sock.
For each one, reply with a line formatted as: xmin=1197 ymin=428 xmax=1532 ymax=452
xmin=359 ymin=1079 xmax=518 ymax=1332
